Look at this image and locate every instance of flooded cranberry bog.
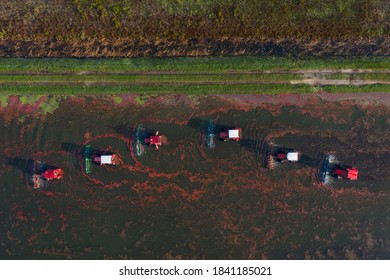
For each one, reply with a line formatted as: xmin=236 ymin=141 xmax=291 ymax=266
xmin=0 ymin=93 xmax=389 ymax=259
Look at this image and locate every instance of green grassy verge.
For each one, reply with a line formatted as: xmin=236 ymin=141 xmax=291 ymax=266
xmin=322 ymin=84 xmax=390 ymax=93
xmin=0 ymin=84 xmax=314 ymax=95
xmin=0 ymin=57 xmax=390 ymax=96
xmin=2 ymin=57 xmax=390 ymax=73
xmin=0 ymin=73 xmax=299 ymax=83
xmin=2 ymin=83 xmax=390 ymax=96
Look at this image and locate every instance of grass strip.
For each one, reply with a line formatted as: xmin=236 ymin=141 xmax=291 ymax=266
xmin=2 ymin=57 xmax=390 ymax=74
xmin=0 ymin=83 xmax=314 ymax=95
xmin=1 ymin=83 xmax=390 ymax=95
xmin=0 ymin=73 xmax=300 ymax=83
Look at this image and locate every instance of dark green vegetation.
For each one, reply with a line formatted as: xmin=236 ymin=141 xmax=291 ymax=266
xmin=1 ymin=57 xmax=390 ymax=95
xmin=3 ymin=0 xmax=389 ymax=40
xmin=2 ymin=0 xmax=390 ymax=56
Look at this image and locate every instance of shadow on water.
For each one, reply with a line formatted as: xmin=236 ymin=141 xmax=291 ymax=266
xmin=6 ymin=157 xmax=33 ymax=173
xmin=239 ymin=139 xmax=268 ymax=168
xmin=300 ymin=154 xmax=317 ymax=168
xmin=114 ymin=124 xmax=132 ymax=139
xmin=6 ymin=157 xmax=56 ymax=173
xmin=188 ymin=118 xmax=208 ymax=131
xmin=115 ymin=123 xmax=163 ymax=139
xmin=115 ymin=123 xmax=161 ymax=140
xmin=239 ymin=139 xmax=256 ymax=151
xmin=61 ymin=142 xmax=113 ymax=161
xmin=239 ymin=139 xmax=270 ymax=168
xmin=61 ymin=142 xmax=83 ymax=153
xmin=188 ymin=118 xmax=232 ymax=136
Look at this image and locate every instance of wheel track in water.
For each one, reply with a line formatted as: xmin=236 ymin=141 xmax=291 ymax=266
xmin=66 ymin=103 xmax=216 ymax=225
xmin=122 ymin=115 xmax=219 ymax=241
xmin=242 ymin=124 xmax=269 ymax=170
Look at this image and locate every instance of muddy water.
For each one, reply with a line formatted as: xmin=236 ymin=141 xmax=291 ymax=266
xmin=0 ymin=95 xmax=389 ymax=259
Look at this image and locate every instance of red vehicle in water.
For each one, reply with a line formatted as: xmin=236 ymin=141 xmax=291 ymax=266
xmin=42 ymin=168 xmax=64 ymax=180
xmin=265 ymin=141 xmax=299 ymax=169
xmin=144 ymin=131 xmax=166 ymax=149
xmin=219 ymin=128 xmax=242 ymax=141
xmin=319 ymin=154 xmax=359 ymax=184
xmin=32 ymin=161 xmax=64 ymax=189
xmin=334 ymin=165 xmax=358 ymax=180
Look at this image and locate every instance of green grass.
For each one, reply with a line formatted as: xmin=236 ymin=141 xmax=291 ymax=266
xmin=2 ymin=57 xmax=390 ymax=73
xmin=39 ymin=97 xmax=61 ymax=114
xmin=19 ymin=95 xmax=43 ymax=105
xmin=322 ymin=84 xmax=390 ymax=93
xmin=351 ymin=73 xmax=390 ymax=81
xmin=113 ymin=96 xmax=122 ymax=104
xmin=0 ymin=83 xmax=312 ymax=95
xmin=134 ymin=96 xmax=146 ymax=105
xmin=0 ymin=57 xmax=390 ymax=96
xmin=134 ymin=94 xmax=159 ymax=105
xmin=0 ymin=95 xmax=8 ymax=106
xmin=2 ymin=83 xmax=390 ymax=96
xmin=0 ymin=73 xmax=300 ymax=83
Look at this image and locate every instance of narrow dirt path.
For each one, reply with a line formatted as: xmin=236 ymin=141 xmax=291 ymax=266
xmin=290 ymin=79 xmax=390 ymax=86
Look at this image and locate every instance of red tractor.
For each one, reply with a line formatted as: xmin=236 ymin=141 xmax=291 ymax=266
xmin=42 ymin=168 xmax=64 ymax=180
xmin=334 ymin=165 xmax=358 ymax=180
xmin=144 ymin=131 xmax=167 ymax=149
xmin=265 ymin=141 xmax=299 ymax=169
xmin=319 ymin=154 xmax=359 ymax=184
xmin=32 ymin=161 xmax=63 ymax=189
xmin=219 ymin=128 xmax=242 ymax=141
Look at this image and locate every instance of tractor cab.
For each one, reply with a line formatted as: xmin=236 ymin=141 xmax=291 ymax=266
xmin=220 ymin=128 xmax=241 ymax=141
xmin=93 ymin=154 xmax=117 ymax=165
